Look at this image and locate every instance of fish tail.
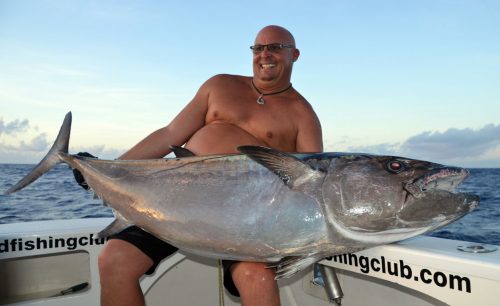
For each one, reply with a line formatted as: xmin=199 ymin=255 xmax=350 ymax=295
xmin=4 ymin=112 xmax=72 ymax=195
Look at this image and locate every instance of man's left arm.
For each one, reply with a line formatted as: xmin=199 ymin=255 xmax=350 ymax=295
xmin=296 ymin=106 xmax=323 ymax=153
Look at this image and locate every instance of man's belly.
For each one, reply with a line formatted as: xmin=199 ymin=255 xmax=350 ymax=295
xmin=185 ymin=122 xmax=266 ymax=155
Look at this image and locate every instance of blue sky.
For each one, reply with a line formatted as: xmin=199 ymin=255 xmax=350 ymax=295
xmin=0 ymin=0 xmax=499 ymax=167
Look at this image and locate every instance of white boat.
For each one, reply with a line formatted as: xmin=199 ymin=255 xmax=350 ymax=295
xmin=1 ymin=218 xmax=499 ymax=306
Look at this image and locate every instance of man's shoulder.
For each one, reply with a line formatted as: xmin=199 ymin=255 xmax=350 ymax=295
xmin=207 ymin=74 xmax=249 ymax=85
xmin=290 ymin=90 xmax=314 ymax=110
xmin=198 ymin=74 xmax=249 ymax=96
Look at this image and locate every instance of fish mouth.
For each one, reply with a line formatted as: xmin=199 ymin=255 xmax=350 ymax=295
xmin=404 ymin=167 xmax=470 ymax=198
xmin=399 ymin=167 xmax=479 ymax=225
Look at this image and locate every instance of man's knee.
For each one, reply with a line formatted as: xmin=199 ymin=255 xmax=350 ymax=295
xmin=98 ymin=239 xmax=153 ymax=280
xmin=231 ymin=262 xmax=277 ymax=288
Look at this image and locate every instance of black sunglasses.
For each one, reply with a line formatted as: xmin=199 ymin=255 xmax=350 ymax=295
xmin=250 ymin=43 xmax=295 ymax=54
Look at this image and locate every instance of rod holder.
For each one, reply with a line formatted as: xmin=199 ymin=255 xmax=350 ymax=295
xmin=318 ymin=264 xmax=344 ymax=305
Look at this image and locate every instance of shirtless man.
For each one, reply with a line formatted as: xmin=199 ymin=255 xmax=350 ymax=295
xmin=95 ymin=25 xmax=323 ymax=306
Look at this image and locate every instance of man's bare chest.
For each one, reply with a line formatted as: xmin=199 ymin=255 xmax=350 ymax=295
xmin=206 ymin=98 xmax=298 ymax=150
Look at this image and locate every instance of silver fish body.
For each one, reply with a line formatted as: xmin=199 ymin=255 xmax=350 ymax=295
xmin=4 ymin=112 xmax=479 ymax=278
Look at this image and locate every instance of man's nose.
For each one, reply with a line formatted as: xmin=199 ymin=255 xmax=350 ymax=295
xmin=260 ymin=47 xmax=272 ymax=56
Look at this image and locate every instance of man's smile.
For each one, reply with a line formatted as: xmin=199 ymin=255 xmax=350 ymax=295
xmin=260 ymin=63 xmax=276 ymax=69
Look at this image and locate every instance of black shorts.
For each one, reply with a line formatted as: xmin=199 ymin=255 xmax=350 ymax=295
xmin=109 ymin=226 xmax=178 ymax=275
xmin=222 ymin=260 xmax=240 ymax=297
xmin=109 ymin=226 xmax=240 ymax=296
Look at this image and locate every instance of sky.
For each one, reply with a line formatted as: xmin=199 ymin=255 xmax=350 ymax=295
xmin=0 ymin=0 xmax=499 ymax=167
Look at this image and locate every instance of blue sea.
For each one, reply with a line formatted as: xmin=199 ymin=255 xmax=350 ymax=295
xmin=0 ymin=164 xmax=499 ymax=246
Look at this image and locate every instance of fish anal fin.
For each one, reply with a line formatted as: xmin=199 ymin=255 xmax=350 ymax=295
xmin=98 ymin=217 xmax=133 ymax=238
xmin=237 ymin=146 xmax=324 ymax=189
xmin=269 ymin=255 xmax=323 ymax=279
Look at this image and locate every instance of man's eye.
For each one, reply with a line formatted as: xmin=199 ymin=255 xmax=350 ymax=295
xmin=268 ymin=44 xmax=280 ymax=51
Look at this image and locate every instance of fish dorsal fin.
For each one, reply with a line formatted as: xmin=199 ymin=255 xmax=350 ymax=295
xmin=170 ymin=145 xmax=196 ymax=157
xmin=268 ymin=255 xmax=323 ymax=279
xmin=98 ymin=215 xmax=133 ymax=238
xmin=237 ymin=146 xmax=325 ymax=189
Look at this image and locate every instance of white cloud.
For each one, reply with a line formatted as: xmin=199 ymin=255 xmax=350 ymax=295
xmin=346 ymin=124 xmax=500 ymax=167
xmin=399 ymin=124 xmax=500 ymax=160
xmin=0 ymin=118 xmax=30 ymax=136
xmin=19 ymin=134 xmax=50 ymax=151
xmin=0 ymin=117 xmax=49 ymax=163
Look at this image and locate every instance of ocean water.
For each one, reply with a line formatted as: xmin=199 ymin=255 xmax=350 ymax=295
xmin=0 ymin=164 xmax=499 ymax=246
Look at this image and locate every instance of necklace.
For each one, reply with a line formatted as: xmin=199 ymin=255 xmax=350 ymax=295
xmin=251 ymin=79 xmax=292 ymax=105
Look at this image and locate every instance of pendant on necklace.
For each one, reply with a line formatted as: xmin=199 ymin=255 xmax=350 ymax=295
xmin=257 ymin=94 xmax=265 ymax=105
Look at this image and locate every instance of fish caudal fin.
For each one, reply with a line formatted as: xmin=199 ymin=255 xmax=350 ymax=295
xmin=4 ymin=112 xmax=72 ymax=195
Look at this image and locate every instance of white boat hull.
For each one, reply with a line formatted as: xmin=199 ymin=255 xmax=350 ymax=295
xmin=1 ymin=218 xmax=499 ymax=306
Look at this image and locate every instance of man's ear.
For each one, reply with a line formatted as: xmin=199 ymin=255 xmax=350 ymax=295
xmin=293 ymin=48 xmax=300 ymax=62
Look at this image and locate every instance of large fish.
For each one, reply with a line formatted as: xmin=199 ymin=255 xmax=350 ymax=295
xmin=4 ymin=112 xmax=479 ymax=278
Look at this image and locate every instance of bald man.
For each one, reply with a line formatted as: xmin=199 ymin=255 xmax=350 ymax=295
xmin=96 ymin=25 xmax=323 ymax=306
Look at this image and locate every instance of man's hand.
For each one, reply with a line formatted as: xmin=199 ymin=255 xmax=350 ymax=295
xmin=72 ymin=152 xmax=97 ymax=190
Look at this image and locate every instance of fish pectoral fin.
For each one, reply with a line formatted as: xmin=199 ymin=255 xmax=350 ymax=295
xmin=268 ymin=255 xmax=323 ymax=279
xmin=169 ymin=145 xmax=196 ymax=157
xmin=98 ymin=217 xmax=133 ymax=238
xmin=237 ymin=146 xmax=325 ymax=189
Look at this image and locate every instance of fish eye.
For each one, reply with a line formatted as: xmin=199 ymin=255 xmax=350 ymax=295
xmin=386 ymin=160 xmax=405 ymax=173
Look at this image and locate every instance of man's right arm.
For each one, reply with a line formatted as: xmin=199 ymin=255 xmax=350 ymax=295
xmin=73 ymin=76 xmax=215 ymax=189
xmin=118 ymin=77 xmax=214 ymax=160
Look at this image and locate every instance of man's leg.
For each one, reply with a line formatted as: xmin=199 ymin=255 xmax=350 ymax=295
xmin=230 ymin=262 xmax=281 ymax=306
xmin=98 ymin=239 xmax=153 ymax=306
xmin=97 ymin=226 xmax=178 ymax=306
